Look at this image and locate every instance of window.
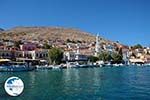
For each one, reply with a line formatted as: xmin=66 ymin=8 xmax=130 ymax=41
xmin=36 ymin=53 xmax=38 ymax=57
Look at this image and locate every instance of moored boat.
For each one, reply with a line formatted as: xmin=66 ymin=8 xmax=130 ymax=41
xmin=36 ymin=65 xmax=52 ymax=70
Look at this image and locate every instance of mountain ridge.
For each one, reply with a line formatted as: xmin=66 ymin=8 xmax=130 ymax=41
xmin=0 ymin=26 xmax=113 ymax=44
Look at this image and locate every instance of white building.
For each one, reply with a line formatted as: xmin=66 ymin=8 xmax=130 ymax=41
xmin=122 ymin=48 xmax=130 ymax=64
xmin=20 ymin=49 xmax=48 ymax=60
xmin=95 ymin=34 xmax=101 ymax=56
xmin=103 ymin=44 xmax=115 ymax=52
xmin=64 ymin=51 xmax=88 ymax=61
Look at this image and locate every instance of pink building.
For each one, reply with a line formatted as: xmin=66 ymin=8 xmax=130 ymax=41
xmin=20 ymin=43 xmax=37 ymax=51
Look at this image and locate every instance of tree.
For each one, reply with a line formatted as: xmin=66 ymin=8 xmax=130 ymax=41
xmin=111 ymin=52 xmax=123 ymax=62
xmin=118 ymin=48 xmax=123 ymax=56
xmin=132 ymin=44 xmax=143 ymax=49
xmin=43 ymin=43 xmax=52 ymax=49
xmin=98 ymin=51 xmax=123 ymax=63
xmin=14 ymin=40 xmax=22 ymax=48
xmin=48 ymin=47 xmax=63 ymax=65
xmin=66 ymin=39 xmax=72 ymax=43
xmin=88 ymin=56 xmax=99 ymax=63
xmin=98 ymin=51 xmax=112 ymax=62
xmin=66 ymin=39 xmax=76 ymax=43
xmin=77 ymin=40 xmax=82 ymax=43
xmin=131 ymin=52 xmax=136 ymax=58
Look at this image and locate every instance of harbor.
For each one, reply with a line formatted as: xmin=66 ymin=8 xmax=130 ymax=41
xmin=0 ymin=29 xmax=149 ymax=72
xmin=0 ymin=58 xmax=150 ymax=72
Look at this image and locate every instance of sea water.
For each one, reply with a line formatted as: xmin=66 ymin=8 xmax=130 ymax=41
xmin=0 ymin=66 xmax=150 ymax=100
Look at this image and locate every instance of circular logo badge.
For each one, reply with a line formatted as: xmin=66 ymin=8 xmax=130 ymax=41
xmin=4 ymin=76 xmax=24 ymax=96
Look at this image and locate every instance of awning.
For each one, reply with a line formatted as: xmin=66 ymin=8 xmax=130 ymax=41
xmin=129 ymin=59 xmax=145 ymax=63
xmin=0 ymin=59 xmax=11 ymax=62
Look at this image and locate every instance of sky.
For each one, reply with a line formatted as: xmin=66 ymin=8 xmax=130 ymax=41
xmin=0 ymin=0 xmax=150 ymax=46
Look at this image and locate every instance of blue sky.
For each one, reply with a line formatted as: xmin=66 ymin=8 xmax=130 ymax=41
xmin=0 ymin=0 xmax=150 ymax=46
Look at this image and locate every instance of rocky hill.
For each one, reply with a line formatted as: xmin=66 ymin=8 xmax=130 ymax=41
xmin=0 ymin=27 xmax=98 ymax=42
xmin=0 ymin=26 xmax=119 ymax=46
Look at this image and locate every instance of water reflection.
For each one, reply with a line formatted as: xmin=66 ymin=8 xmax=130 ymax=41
xmin=62 ymin=69 xmax=80 ymax=93
xmin=28 ymin=72 xmax=36 ymax=89
xmin=93 ymin=68 xmax=102 ymax=87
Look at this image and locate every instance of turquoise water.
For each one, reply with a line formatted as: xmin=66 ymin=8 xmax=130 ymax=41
xmin=0 ymin=66 xmax=150 ymax=100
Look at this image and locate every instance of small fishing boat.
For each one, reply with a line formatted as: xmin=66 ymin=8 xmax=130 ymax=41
xmin=36 ymin=65 xmax=52 ymax=70
xmin=66 ymin=62 xmax=79 ymax=68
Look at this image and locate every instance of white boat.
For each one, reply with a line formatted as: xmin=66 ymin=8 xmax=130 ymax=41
xmin=113 ymin=64 xmax=120 ymax=67
xmin=36 ymin=65 xmax=52 ymax=70
xmin=144 ymin=63 xmax=150 ymax=66
xmin=78 ymin=64 xmax=88 ymax=68
xmin=66 ymin=62 xmax=79 ymax=68
xmin=52 ymin=65 xmax=61 ymax=69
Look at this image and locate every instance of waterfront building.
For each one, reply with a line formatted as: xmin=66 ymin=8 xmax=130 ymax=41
xmin=103 ymin=44 xmax=115 ymax=52
xmin=129 ymin=58 xmax=145 ymax=64
xmin=146 ymin=47 xmax=150 ymax=54
xmin=64 ymin=52 xmax=76 ymax=61
xmin=144 ymin=55 xmax=150 ymax=63
xmin=64 ymin=44 xmax=88 ymax=61
xmin=3 ymin=40 xmax=14 ymax=47
xmin=122 ymin=47 xmax=130 ymax=64
xmin=20 ymin=42 xmax=37 ymax=51
xmin=0 ymin=49 xmax=13 ymax=59
xmin=64 ymin=51 xmax=88 ymax=61
xmin=20 ymin=49 xmax=48 ymax=60
xmin=0 ymin=46 xmax=20 ymax=59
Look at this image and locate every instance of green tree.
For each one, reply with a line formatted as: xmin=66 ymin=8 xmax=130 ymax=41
xmin=66 ymin=39 xmax=72 ymax=43
xmin=77 ymin=40 xmax=82 ymax=43
xmin=118 ymin=48 xmax=123 ymax=56
xmin=131 ymin=52 xmax=136 ymax=58
xmin=66 ymin=39 xmax=76 ymax=43
xmin=111 ymin=52 xmax=123 ymax=62
xmin=43 ymin=43 xmax=52 ymax=49
xmin=132 ymin=44 xmax=143 ymax=49
xmin=48 ymin=47 xmax=63 ymax=65
xmin=88 ymin=56 xmax=99 ymax=63
xmin=98 ymin=51 xmax=112 ymax=62
xmin=14 ymin=40 xmax=22 ymax=48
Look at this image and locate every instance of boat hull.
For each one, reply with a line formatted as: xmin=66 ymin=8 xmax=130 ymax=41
xmin=0 ymin=66 xmax=36 ymax=72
